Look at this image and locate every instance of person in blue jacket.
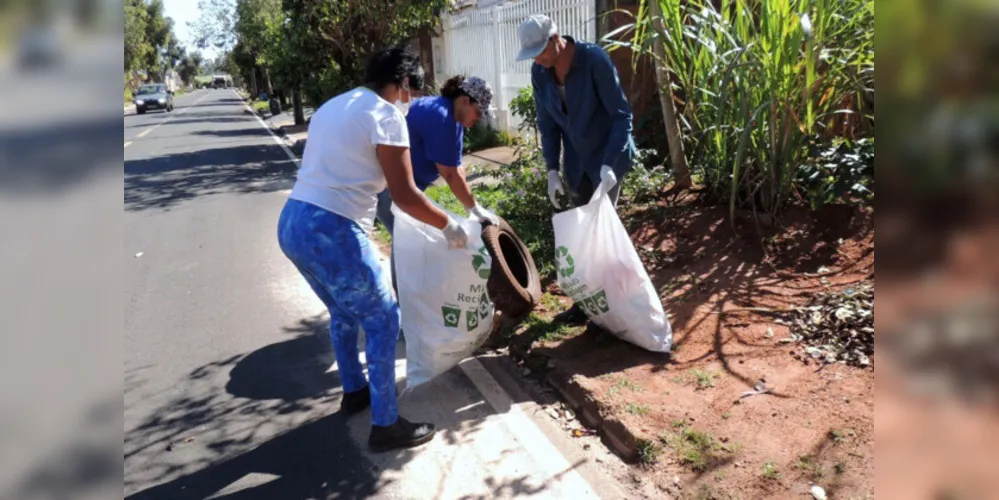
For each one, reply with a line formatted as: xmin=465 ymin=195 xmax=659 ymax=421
xmin=516 ymin=13 xmax=637 ymax=322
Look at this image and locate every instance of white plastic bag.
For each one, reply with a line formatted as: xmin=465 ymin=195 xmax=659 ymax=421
xmin=551 ymin=180 xmax=673 ymax=352
xmin=392 ymin=204 xmax=495 ymax=389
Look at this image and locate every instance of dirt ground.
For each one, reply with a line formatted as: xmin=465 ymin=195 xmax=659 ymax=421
xmin=503 ymin=194 xmax=875 ymax=499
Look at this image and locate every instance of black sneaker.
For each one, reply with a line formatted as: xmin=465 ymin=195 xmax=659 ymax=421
xmin=339 ymin=386 xmax=371 ymax=415
xmin=553 ymin=303 xmax=588 ymax=325
xmin=368 ymin=416 xmax=436 ymax=452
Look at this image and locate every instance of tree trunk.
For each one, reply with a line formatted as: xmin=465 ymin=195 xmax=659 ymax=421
xmin=263 ymin=67 xmax=273 ymax=95
xmin=649 ymin=0 xmax=692 ymax=189
xmin=293 ymin=90 xmax=305 ymax=125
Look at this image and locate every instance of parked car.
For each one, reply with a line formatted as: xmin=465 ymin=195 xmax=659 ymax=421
xmin=133 ymin=84 xmax=174 ymax=114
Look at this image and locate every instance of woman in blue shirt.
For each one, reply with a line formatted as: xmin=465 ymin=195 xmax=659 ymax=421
xmin=375 ymin=75 xmax=500 ymax=286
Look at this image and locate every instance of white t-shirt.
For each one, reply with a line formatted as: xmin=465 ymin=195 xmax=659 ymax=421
xmin=289 ymin=87 xmax=408 ymax=232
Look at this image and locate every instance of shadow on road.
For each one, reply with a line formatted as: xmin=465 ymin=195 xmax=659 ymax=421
xmin=125 ymin=116 xmax=254 ymax=128
xmin=124 ymin=412 xmax=384 ymax=500
xmin=124 ymin=313 xmax=587 ymax=499
xmin=124 ymin=143 xmax=297 ymax=212
xmin=0 ymin=116 xmax=121 ymax=193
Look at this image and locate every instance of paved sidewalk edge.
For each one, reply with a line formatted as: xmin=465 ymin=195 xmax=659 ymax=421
xmin=508 ymin=339 xmax=642 ymax=463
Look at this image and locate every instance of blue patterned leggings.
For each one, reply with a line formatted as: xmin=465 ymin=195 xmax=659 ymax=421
xmin=277 ymin=199 xmax=400 ymax=426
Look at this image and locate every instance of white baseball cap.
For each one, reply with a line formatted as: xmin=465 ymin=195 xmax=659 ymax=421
xmin=516 ymin=15 xmax=558 ymax=62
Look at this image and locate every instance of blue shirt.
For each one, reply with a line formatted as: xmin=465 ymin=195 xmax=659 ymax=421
xmin=532 ymin=38 xmax=636 ymax=190
xmin=406 ymin=96 xmax=463 ymax=191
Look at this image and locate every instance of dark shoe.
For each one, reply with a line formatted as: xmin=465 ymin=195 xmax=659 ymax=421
xmin=368 ymin=416 xmax=436 ymax=452
xmin=553 ymin=303 xmax=588 ymax=325
xmin=340 ymin=386 xmax=371 ymax=415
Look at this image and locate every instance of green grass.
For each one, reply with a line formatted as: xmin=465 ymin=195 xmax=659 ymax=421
xmin=124 ymin=88 xmax=133 ymax=104
xmin=251 ymin=99 xmax=270 ymax=115
xmin=636 ymin=439 xmax=663 ymax=465
xmin=624 ymin=403 xmax=650 ymax=416
xmin=794 ymin=455 xmax=825 ymax=480
xmin=829 ymin=428 xmax=855 ymax=444
xmin=539 ymin=293 xmax=563 ymax=312
xmin=661 ymin=425 xmax=727 ymax=472
xmin=691 ymin=369 xmax=717 ymax=389
xmin=608 ymin=378 xmax=642 ymax=396
xmin=372 ymin=221 xmax=392 ymax=249
xmin=424 ymin=184 xmax=467 ymax=215
xmin=761 ymin=460 xmax=780 ymax=480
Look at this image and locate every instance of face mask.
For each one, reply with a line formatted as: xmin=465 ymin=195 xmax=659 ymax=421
xmin=394 ymin=85 xmax=411 ymax=115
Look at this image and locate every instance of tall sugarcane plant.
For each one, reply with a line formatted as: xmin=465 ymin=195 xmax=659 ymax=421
xmin=605 ymin=0 xmax=874 ymax=223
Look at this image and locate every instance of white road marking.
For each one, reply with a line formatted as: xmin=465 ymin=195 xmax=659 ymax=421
xmin=235 ymin=89 xmax=300 ymax=165
xmin=131 ymin=92 xmax=211 ymax=141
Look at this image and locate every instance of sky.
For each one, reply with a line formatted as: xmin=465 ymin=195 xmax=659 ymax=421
xmin=163 ymin=0 xmax=218 ymax=59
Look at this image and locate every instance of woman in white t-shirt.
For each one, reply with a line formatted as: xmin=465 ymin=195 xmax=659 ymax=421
xmin=278 ymin=48 xmax=466 ymax=453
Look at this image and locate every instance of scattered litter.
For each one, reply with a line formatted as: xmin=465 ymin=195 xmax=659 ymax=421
xmin=778 ymin=337 xmax=795 ymax=344
xmin=816 ymin=266 xmax=831 ymax=274
xmin=183 ymin=436 xmax=195 ymax=443
xmin=810 ymin=484 xmax=827 ymax=500
xmin=583 ymin=443 xmax=591 ymax=450
xmin=780 ymin=283 xmax=874 ymax=367
xmin=571 ymin=428 xmax=596 ymax=437
xmin=739 ymin=379 xmax=771 ymax=399
xmin=135 ymin=252 xmax=144 ymax=258
xmin=765 ymin=327 xmax=775 ymax=338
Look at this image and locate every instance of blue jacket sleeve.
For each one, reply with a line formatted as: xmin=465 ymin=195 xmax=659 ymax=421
xmin=591 ymin=47 xmax=633 ymax=168
xmin=532 ymin=67 xmax=562 ymax=173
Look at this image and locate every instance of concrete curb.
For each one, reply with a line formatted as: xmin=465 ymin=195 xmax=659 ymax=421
xmin=508 ymin=338 xmax=642 ymax=463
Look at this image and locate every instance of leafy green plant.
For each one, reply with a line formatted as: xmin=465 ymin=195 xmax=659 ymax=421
xmin=482 ymin=147 xmax=558 ymax=279
xmin=620 ymin=162 xmax=672 ymax=204
xmin=510 ymin=86 xmax=538 ymax=142
xmin=464 ymin=121 xmax=512 ymax=153
xmin=607 ymin=0 xmax=874 ymax=221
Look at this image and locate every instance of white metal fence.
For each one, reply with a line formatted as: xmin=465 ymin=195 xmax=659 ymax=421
xmin=434 ymin=0 xmax=596 ymax=134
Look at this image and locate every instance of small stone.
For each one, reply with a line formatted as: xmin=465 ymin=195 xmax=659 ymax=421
xmin=734 ymin=461 xmax=743 ymax=468
xmin=810 ymin=484 xmax=828 ymax=500
xmin=672 ymin=475 xmax=681 ymax=485
xmin=522 ymin=368 xmax=531 ymax=376
xmin=720 ymin=436 xmax=729 ymax=443
xmin=134 ymin=252 xmax=144 ymax=258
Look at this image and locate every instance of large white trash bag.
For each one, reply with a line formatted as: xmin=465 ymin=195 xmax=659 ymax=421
xmin=392 ymin=204 xmax=496 ymax=389
xmin=551 ymin=180 xmax=673 ymax=352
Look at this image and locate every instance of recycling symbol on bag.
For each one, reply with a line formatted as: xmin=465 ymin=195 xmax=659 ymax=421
xmin=471 ymin=246 xmax=491 ymax=280
xmin=556 ymin=246 xmax=575 ymax=278
xmin=442 ymin=305 xmax=461 ymax=328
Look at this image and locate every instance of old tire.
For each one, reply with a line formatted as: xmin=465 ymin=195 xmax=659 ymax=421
xmin=483 ymin=217 xmax=542 ymax=318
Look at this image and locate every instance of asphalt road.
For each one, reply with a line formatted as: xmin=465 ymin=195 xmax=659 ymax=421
xmin=123 ymin=89 xmax=635 ymax=499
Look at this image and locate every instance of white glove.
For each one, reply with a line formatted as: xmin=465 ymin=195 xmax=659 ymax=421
xmin=442 ymin=216 xmax=468 ymax=250
xmin=599 ymin=165 xmax=618 ymax=189
xmin=547 ymin=170 xmax=565 ymax=209
xmin=468 ymin=203 xmax=500 ymax=226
